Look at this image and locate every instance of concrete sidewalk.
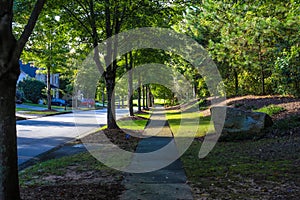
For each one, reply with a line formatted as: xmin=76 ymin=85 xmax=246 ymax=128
xmin=120 ymin=107 xmax=193 ymax=200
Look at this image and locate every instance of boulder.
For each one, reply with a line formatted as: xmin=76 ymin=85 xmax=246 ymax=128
xmin=210 ymin=106 xmax=273 ymax=141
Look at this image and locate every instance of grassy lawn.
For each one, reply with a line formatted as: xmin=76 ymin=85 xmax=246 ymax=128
xmin=16 ymin=107 xmax=32 ymax=112
xmin=135 ymin=111 xmax=151 ymax=119
xmin=18 ymin=103 xmax=70 ymax=111
xmin=181 ymin=136 xmax=300 ymax=199
xmin=117 ymin=119 xmax=148 ymax=130
xmin=132 ymin=98 xmax=166 ymax=106
xmin=253 ymin=104 xmax=285 ymax=116
xmin=19 ymin=152 xmax=116 ymax=186
xmin=23 ymin=103 xmax=65 ymax=109
xmin=166 ymin=104 xmax=213 ymax=138
xmin=19 ymin=150 xmax=124 ymax=199
xmin=23 ymin=110 xmax=70 ymax=115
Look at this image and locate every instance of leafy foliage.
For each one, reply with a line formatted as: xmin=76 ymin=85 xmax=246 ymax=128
xmin=175 ymin=0 xmax=300 ymax=97
xmin=18 ymin=78 xmax=46 ymax=103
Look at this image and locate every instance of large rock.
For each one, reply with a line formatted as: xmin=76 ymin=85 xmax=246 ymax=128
xmin=211 ymin=106 xmax=273 ymax=141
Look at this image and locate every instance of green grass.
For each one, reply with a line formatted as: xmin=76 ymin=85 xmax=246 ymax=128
xmin=23 ymin=103 xmax=67 ymax=110
xmin=272 ymin=115 xmax=300 ymax=133
xmin=19 ymin=152 xmax=113 ymax=186
xmin=117 ymin=119 xmax=148 ymax=130
xmin=166 ymin=106 xmax=213 ymax=138
xmin=16 ymin=107 xmax=32 ymax=112
xmin=253 ymin=104 xmax=285 ymax=116
xmin=97 ymin=114 xmax=149 ymax=131
xmin=181 ymin=136 xmax=300 ymax=198
xmin=154 ymin=99 xmax=166 ymax=105
xmin=135 ymin=112 xmax=151 ymax=119
xmin=23 ymin=111 xmax=70 ymax=115
xmin=132 ymin=98 xmax=166 ymax=106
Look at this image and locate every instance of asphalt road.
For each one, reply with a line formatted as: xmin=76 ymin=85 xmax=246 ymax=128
xmin=17 ymin=108 xmax=130 ymax=166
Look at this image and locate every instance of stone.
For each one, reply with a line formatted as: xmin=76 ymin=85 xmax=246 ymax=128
xmin=210 ymin=106 xmax=273 ymax=141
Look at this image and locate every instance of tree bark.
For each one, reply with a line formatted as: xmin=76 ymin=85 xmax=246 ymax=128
xmin=0 ymin=1 xmax=45 ymax=199
xmin=137 ymin=74 xmax=142 ymax=112
xmin=145 ymin=85 xmax=148 ymax=109
xmin=142 ymin=85 xmax=146 ymax=109
xmin=47 ymin=66 xmax=52 ymax=110
xmin=150 ymin=86 xmax=153 ymax=107
xmin=126 ymin=53 xmax=134 ymax=116
xmin=0 ymin=62 xmax=20 ymax=200
xmin=106 ymin=75 xmax=118 ymax=129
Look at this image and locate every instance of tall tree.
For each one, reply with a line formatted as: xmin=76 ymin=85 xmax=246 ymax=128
xmin=0 ymin=1 xmax=45 ymax=199
xmin=62 ymin=0 xmax=185 ymax=128
xmin=22 ymin=11 xmax=70 ymax=110
xmin=125 ymin=52 xmax=134 ymax=116
xmin=177 ymin=0 xmax=300 ymax=96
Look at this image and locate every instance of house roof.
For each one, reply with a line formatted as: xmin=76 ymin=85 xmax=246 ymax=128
xmin=19 ymin=60 xmax=38 ymax=78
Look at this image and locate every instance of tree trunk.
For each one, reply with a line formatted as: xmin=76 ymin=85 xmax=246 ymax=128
xmin=193 ymin=82 xmax=198 ymax=98
xmin=47 ymin=66 xmax=51 ymax=110
xmin=106 ymin=75 xmax=118 ymax=129
xmin=142 ymin=85 xmax=146 ymax=109
xmin=0 ymin=1 xmax=45 ymax=199
xmin=126 ymin=53 xmax=134 ymax=116
xmin=145 ymin=85 xmax=149 ymax=109
xmin=148 ymin=87 xmax=153 ymax=107
xmin=137 ymin=74 xmax=142 ymax=112
xmin=0 ymin=61 xmax=21 ymax=200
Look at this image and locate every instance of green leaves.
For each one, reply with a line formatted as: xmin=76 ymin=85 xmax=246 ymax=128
xmin=177 ymin=0 xmax=300 ymax=96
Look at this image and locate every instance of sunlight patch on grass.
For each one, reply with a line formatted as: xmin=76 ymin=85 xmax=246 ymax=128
xmin=253 ymin=104 xmax=285 ymax=116
xmin=117 ymin=120 xmax=148 ymax=130
xmin=167 ymin=110 xmax=214 ymax=138
xmin=135 ymin=112 xmax=151 ymax=119
xmin=24 ymin=111 xmax=60 ymax=115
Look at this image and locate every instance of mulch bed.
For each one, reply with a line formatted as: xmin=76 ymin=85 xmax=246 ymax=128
xmin=225 ymin=95 xmax=300 ymax=121
xmin=21 ymin=183 xmax=123 ymax=200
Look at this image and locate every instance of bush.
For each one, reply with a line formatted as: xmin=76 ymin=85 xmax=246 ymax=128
xmin=18 ymin=78 xmax=46 ymax=104
xmin=16 ymin=89 xmax=25 ymax=101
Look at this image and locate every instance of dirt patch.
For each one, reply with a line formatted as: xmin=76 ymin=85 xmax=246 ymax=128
xmin=83 ymin=128 xmax=140 ymax=152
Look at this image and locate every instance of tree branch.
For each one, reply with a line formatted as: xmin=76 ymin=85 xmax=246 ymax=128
xmin=16 ymin=0 xmax=46 ymax=58
xmin=62 ymin=5 xmax=93 ymax=38
xmin=89 ymin=0 xmax=105 ymax=76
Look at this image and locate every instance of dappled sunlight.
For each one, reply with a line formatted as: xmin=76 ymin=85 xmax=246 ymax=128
xmin=166 ymin=107 xmax=215 ymax=138
xmin=117 ymin=120 xmax=147 ymax=131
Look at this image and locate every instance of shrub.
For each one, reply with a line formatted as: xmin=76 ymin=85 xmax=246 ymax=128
xmin=18 ymin=78 xmax=46 ymax=104
xmin=16 ymin=89 xmax=25 ymax=101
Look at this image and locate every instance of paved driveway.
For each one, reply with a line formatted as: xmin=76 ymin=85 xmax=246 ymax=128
xmin=17 ymin=108 xmax=130 ymax=165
